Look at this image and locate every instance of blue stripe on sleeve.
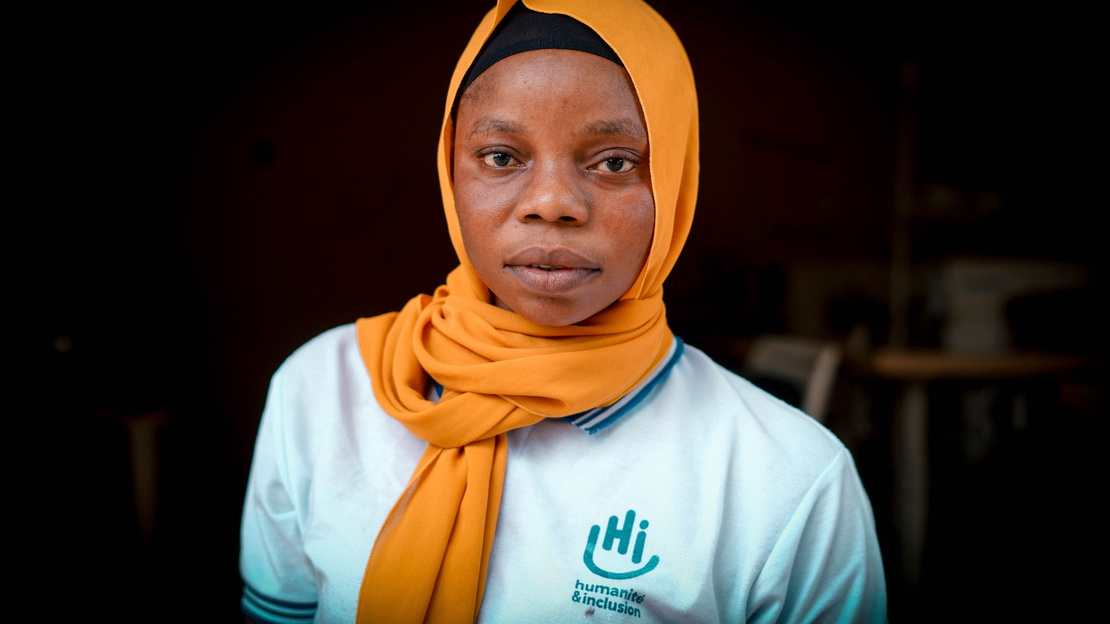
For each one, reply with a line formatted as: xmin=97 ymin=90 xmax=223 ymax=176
xmin=241 ymin=583 xmax=317 ymax=624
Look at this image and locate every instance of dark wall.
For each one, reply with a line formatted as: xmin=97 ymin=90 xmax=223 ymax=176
xmin=27 ymin=1 xmax=1100 ymax=621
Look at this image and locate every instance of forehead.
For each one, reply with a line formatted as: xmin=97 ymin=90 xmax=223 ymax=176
xmin=457 ymin=49 xmax=645 ymax=136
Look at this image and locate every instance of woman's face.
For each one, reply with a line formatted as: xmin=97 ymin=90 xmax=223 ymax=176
xmin=452 ymin=49 xmax=654 ymax=327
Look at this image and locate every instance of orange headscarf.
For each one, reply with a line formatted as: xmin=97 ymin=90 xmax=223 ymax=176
xmin=354 ymin=0 xmax=698 ymax=621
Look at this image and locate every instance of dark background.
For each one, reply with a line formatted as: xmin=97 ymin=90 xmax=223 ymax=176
xmin=26 ymin=1 xmax=1102 ymax=621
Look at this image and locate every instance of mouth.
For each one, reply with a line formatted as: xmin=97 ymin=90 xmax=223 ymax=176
xmin=504 ymin=248 xmax=600 ymax=294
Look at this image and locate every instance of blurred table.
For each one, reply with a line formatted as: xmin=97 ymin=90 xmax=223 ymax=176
xmin=853 ymin=348 xmax=1091 ymax=587
xmin=862 ymin=349 xmax=1089 ymax=381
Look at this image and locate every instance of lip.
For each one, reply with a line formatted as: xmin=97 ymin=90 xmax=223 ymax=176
xmin=504 ymin=247 xmax=600 ymax=294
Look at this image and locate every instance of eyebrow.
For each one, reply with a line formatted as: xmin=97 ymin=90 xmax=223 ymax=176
xmin=468 ymin=117 xmax=528 ymax=138
xmin=584 ymin=118 xmax=647 ymax=141
xmin=467 ymin=116 xmax=647 ymax=142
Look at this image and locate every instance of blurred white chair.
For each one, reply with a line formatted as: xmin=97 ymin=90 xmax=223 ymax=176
xmin=740 ymin=335 xmax=843 ymax=422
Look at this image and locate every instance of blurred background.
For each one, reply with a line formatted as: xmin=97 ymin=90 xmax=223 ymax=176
xmin=25 ymin=0 xmax=1103 ymax=621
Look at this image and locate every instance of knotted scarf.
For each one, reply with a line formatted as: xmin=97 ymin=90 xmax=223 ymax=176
xmin=355 ymin=0 xmax=698 ymax=621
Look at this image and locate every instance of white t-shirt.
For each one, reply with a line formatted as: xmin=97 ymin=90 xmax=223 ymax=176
xmin=240 ymin=324 xmax=887 ymax=623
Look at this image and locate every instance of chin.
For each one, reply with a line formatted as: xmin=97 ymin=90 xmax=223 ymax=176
xmin=509 ymin=299 xmax=598 ymax=327
xmin=519 ymin=310 xmax=591 ymax=327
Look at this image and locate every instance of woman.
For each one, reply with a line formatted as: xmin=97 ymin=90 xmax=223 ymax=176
xmin=240 ymin=1 xmax=887 ymax=622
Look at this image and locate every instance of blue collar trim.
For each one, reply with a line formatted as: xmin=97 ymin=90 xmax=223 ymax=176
xmin=564 ymin=337 xmax=684 ymax=435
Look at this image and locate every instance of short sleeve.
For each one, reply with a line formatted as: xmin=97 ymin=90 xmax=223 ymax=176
xmin=240 ymin=366 xmax=320 ymax=623
xmin=748 ymin=449 xmax=888 ymax=623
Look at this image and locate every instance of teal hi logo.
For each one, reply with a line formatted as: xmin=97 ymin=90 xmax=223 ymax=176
xmin=583 ymin=510 xmax=660 ymax=579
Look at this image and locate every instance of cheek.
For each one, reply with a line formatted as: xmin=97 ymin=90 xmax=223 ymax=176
xmin=455 ymin=205 xmax=491 ymax=267
xmin=614 ymin=189 xmax=655 ymax=265
xmin=453 ymin=173 xmax=493 ymax=261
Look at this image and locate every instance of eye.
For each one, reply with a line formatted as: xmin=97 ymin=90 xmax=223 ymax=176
xmin=603 ymin=157 xmax=633 ymax=173
xmin=479 ymin=151 xmax=520 ymax=168
xmin=589 ymin=153 xmax=639 ymax=174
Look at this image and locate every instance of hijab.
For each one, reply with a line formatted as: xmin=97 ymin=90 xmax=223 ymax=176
xmin=354 ymin=1 xmax=698 ymax=621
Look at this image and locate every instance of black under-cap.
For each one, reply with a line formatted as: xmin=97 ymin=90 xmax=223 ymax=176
xmin=458 ymin=2 xmax=624 ymax=96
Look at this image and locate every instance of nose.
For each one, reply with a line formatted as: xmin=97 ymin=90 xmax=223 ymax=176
xmin=515 ymin=163 xmax=590 ymax=224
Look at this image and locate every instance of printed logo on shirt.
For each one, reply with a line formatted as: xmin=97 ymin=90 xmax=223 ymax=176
xmin=583 ymin=509 xmax=660 ymax=579
xmin=570 ymin=579 xmax=646 ymax=618
xmin=569 ymin=510 xmax=657 ymax=617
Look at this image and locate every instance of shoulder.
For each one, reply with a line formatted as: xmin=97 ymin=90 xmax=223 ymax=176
xmin=259 ymin=323 xmax=394 ymax=460
xmin=277 ymin=323 xmax=361 ymax=377
xmin=268 ymin=324 xmax=368 ymax=404
xmin=654 ymin=341 xmax=848 ymax=472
